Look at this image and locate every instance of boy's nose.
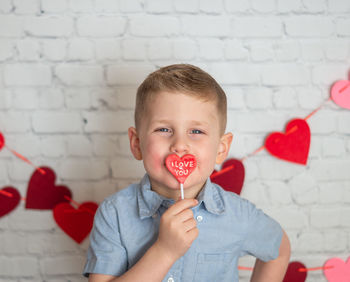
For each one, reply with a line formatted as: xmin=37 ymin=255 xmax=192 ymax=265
xmin=170 ymin=135 xmax=189 ymax=155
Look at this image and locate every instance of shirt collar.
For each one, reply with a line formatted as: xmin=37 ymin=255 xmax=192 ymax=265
xmin=137 ymin=174 xmax=225 ymax=220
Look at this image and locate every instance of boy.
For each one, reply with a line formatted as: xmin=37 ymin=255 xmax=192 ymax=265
xmin=83 ymin=64 xmax=291 ymax=282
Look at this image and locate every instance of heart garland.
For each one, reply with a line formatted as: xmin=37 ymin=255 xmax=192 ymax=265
xmin=25 ymin=167 xmax=72 ymax=210
xmin=210 ymin=158 xmax=245 ymax=195
xmin=0 ymin=132 xmax=5 ymax=151
xmin=324 ymin=257 xmax=350 ymax=282
xmin=53 ymin=201 xmax=98 ymax=244
xmin=265 ymin=119 xmax=311 ymax=165
xmin=283 ymin=261 xmax=307 ymax=282
xmin=0 ymin=187 xmax=21 ymax=217
xmin=331 ymin=80 xmax=350 ymax=110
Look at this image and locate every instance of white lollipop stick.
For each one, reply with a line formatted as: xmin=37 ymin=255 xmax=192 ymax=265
xmin=180 ymin=183 xmax=184 ymax=200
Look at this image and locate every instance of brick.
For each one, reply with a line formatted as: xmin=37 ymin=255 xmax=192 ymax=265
xmin=301 ymin=40 xmax=324 ymax=61
xmin=242 ymin=181 xmax=270 ymax=206
xmin=32 ymin=112 xmax=81 ymax=133
xmin=106 ymin=64 xmax=154 ymax=85
xmin=38 ymin=88 xmax=65 ymax=109
xmin=12 ymin=88 xmax=39 ymax=109
xmin=308 ymin=113 xmax=337 ymax=134
xmin=295 ymin=232 xmax=323 ymax=252
xmin=13 ymin=0 xmax=39 ymax=14
xmin=277 ymin=0 xmax=302 ymax=13
xmin=199 ymin=0 xmax=223 ymax=14
xmin=0 ymin=15 xmax=23 ymax=37
xmin=245 ymin=87 xmax=273 ymax=109
xmin=83 ymin=111 xmax=133 ymax=133
xmin=40 ymin=256 xmax=86 ymax=275
xmin=289 ymin=172 xmax=319 ymax=205
xmin=285 ymin=16 xmax=334 ymax=37
xmin=17 ymin=39 xmax=40 ymax=61
xmin=198 ymin=39 xmax=224 ymax=60
xmin=261 ymin=64 xmax=309 ymax=86
xmin=111 ymin=157 xmax=145 ymax=179
xmin=145 ymin=0 xmax=172 ymax=13
xmin=55 ymin=64 xmax=104 ymax=86
xmin=58 ymin=159 xmax=108 ymax=180
xmin=224 ymin=87 xmax=246 ymax=109
xmin=319 ymin=182 xmax=349 ymax=204
xmin=92 ymin=135 xmax=118 ymax=157
xmin=120 ymin=0 xmax=143 ymax=12
xmin=224 ymin=40 xmax=249 ymax=60
xmin=336 ymin=19 xmax=350 ymax=36
xmin=69 ymin=0 xmax=94 ymax=12
xmin=67 ymin=38 xmax=94 ymax=61
xmin=8 ymin=209 xmax=56 ymax=230
xmin=0 ymin=39 xmax=14 ymax=61
xmin=310 ymin=207 xmax=342 ymax=228
xmin=324 ymin=231 xmax=348 ymax=252
xmin=0 ymin=0 xmax=12 ymax=13
xmin=224 ymin=0 xmax=249 ymax=12
xmin=312 ymin=65 xmax=349 ymax=85
xmin=324 ymin=40 xmax=349 ymax=61
xmin=148 ymin=39 xmax=172 ymax=60
xmin=309 ymin=159 xmax=350 ymax=181
xmin=303 ymin=0 xmax=326 ymax=13
xmin=90 ymin=88 xmax=119 ymax=110
xmin=40 ymin=136 xmax=66 ymax=157
xmin=236 ymin=112 xmax=286 ymax=133
xmin=249 ymin=41 xmax=274 ymax=62
xmin=0 ymin=112 xmax=31 ymax=132
xmin=0 ymin=89 xmax=12 ymax=109
xmin=25 ymin=16 xmax=74 ymax=37
xmin=1 ymin=232 xmax=27 ymax=254
xmin=174 ymin=0 xmax=199 ymax=13
xmin=210 ymin=63 xmax=260 ymax=85
xmin=232 ymin=18 xmax=282 ymax=38
xmin=0 ymin=257 xmax=38 ymax=276
xmin=65 ymin=88 xmax=91 ymax=109
xmin=95 ymin=39 xmax=121 ymax=61
xmin=182 ymin=16 xmax=230 ymax=37
xmin=251 ymin=0 xmax=275 ymax=13
xmin=77 ymin=16 xmax=126 ymax=37
xmin=173 ymin=39 xmax=197 ymax=60
xmin=268 ymin=207 xmax=308 ymax=229
xmin=296 ymin=87 xmax=323 ymax=109
xmin=130 ymin=16 xmax=179 ymax=37
xmin=116 ymin=86 xmax=137 ymax=109
xmin=265 ymin=181 xmax=293 ymax=205
xmin=258 ymin=158 xmax=305 ymax=181
xmin=42 ymin=39 xmax=67 ymax=61
xmin=4 ymin=64 xmax=51 ymax=86
xmin=322 ymin=137 xmax=345 ymax=157
xmin=338 ymin=113 xmax=350 ymax=134
xmin=94 ymin=0 xmax=119 ymax=12
xmin=274 ymin=41 xmax=300 ymax=62
xmin=122 ymin=38 xmax=147 ymax=60
xmin=118 ymin=134 xmax=133 ymax=157
xmin=66 ymin=135 xmax=93 ymax=156
xmin=273 ymin=87 xmax=298 ymax=109
xmin=329 ymin=0 xmax=350 ymax=13
xmin=41 ymin=0 xmax=68 ymax=13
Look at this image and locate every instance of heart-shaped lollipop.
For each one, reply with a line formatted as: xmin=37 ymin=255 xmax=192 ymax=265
xmin=165 ymin=154 xmax=197 ymax=199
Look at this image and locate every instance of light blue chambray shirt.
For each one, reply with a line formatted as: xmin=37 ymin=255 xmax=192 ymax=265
xmin=83 ymin=174 xmax=282 ymax=282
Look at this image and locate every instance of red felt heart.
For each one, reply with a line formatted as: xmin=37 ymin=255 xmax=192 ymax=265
xmin=331 ymin=80 xmax=350 ymax=109
xmin=265 ymin=118 xmax=310 ymax=165
xmin=25 ymin=167 xmax=72 ymax=210
xmin=53 ymin=202 xmax=98 ymax=244
xmin=324 ymin=257 xmax=350 ymax=282
xmin=283 ymin=261 xmax=307 ymax=282
xmin=165 ymin=154 xmax=197 ymax=184
xmin=210 ymin=159 xmax=244 ymax=195
xmin=0 ymin=132 xmax=4 ymax=151
xmin=0 ymin=187 xmax=21 ymax=217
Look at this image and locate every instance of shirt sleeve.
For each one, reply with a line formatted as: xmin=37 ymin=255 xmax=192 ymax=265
xmin=83 ymin=199 xmax=127 ymax=277
xmin=240 ymin=200 xmax=283 ymax=262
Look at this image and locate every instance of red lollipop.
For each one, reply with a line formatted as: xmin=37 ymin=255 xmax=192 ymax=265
xmin=165 ymin=154 xmax=197 ymax=199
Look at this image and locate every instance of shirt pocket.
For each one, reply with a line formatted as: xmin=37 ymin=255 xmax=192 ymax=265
xmin=193 ymin=252 xmax=234 ymax=282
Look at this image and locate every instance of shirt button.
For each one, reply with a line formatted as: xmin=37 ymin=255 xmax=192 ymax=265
xmin=167 ymin=277 xmax=174 ymax=282
xmin=196 ymin=215 xmax=203 ymax=222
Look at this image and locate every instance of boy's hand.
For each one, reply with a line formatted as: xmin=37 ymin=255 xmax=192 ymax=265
xmin=155 ymin=198 xmax=199 ymax=263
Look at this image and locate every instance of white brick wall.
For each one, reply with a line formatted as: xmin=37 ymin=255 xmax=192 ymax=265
xmin=0 ymin=1 xmax=349 ymax=281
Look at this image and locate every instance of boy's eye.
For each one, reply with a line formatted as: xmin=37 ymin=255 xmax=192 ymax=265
xmin=191 ymin=129 xmax=203 ymax=134
xmin=157 ymin=128 xmax=171 ymax=133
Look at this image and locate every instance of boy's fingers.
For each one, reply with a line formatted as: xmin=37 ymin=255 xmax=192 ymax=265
xmin=168 ymin=199 xmax=198 ymax=215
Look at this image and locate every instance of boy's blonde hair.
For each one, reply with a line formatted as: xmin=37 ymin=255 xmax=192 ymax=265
xmin=135 ymin=64 xmax=227 ymax=135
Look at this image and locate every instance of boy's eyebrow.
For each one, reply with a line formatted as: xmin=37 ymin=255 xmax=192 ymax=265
xmin=151 ymin=119 xmax=210 ymax=127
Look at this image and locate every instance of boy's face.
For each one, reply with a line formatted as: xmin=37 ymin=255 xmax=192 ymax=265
xmin=129 ymin=91 xmax=232 ymax=200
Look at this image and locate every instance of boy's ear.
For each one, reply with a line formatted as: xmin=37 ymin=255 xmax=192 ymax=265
xmin=128 ymin=127 xmax=143 ymax=160
xmin=216 ymin=132 xmax=233 ymax=165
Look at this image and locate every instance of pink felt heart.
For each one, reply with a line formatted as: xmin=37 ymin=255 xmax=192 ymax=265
xmin=324 ymin=257 xmax=350 ymax=282
xmin=165 ymin=154 xmax=197 ymax=184
xmin=331 ymin=80 xmax=350 ymax=110
xmin=283 ymin=261 xmax=307 ymax=282
xmin=53 ymin=201 xmax=98 ymax=244
xmin=0 ymin=187 xmax=21 ymax=217
xmin=210 ymin=159 xmax=244 ymax=195
xmin=26 ymin=166 xmax=72 ymax=210
xmin=0 ymin=132 xmax=4 ymax=151
xmin=265 ymin=118 xmax=310 ymax=165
